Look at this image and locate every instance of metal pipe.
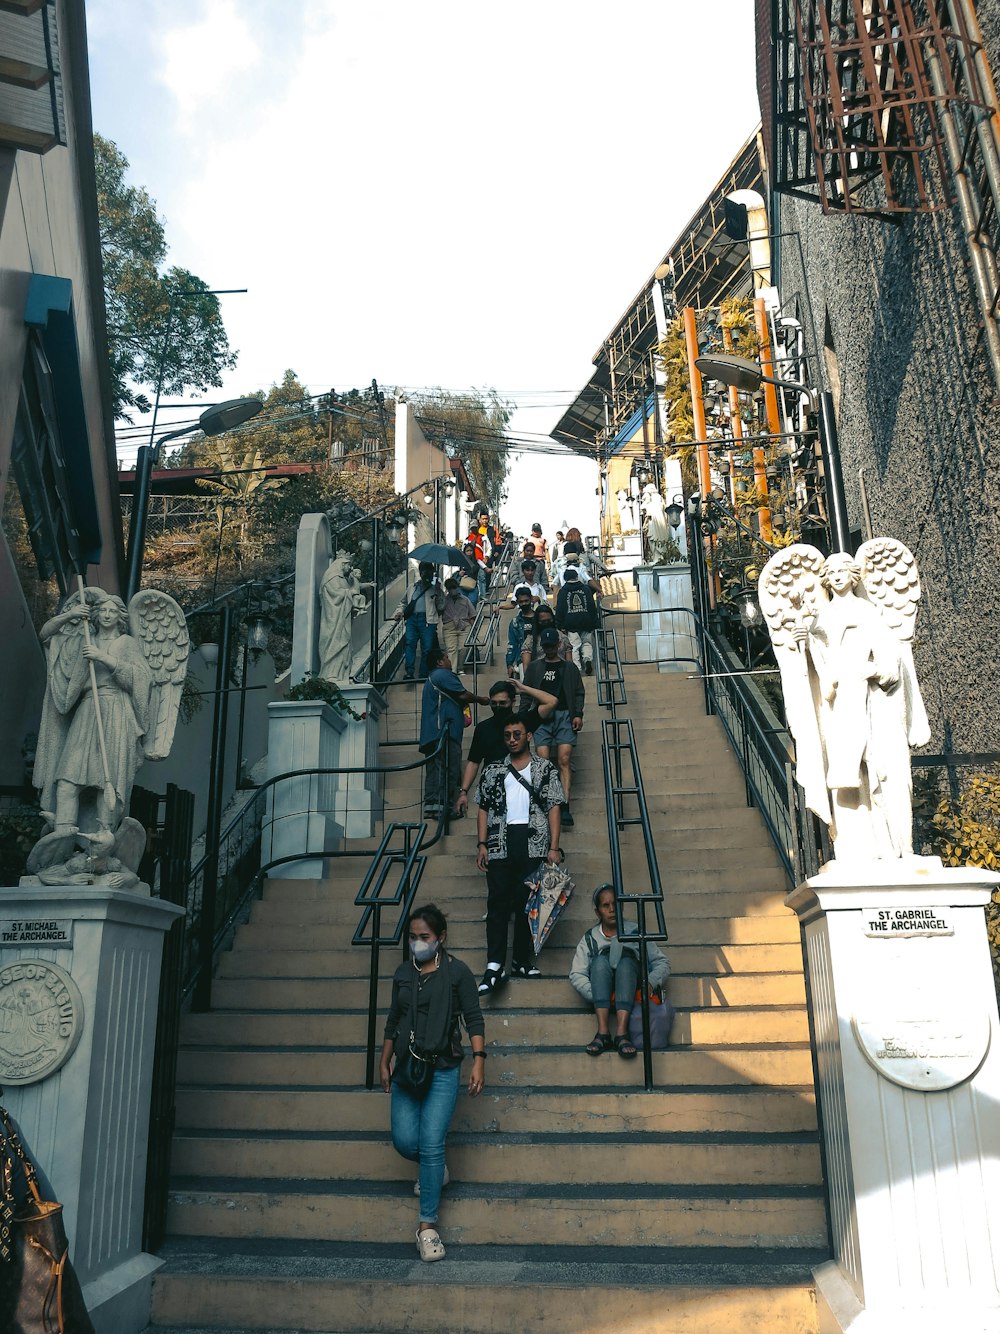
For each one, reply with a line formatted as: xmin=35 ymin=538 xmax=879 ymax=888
xmin=926 ymin=40 xmax=1000 ymax=386
xmin=124 ymin=445 xmax=155 ymax=600
xmin=193 ymin=603 xmax=233 ymax=1012
xmin=817 ymin=392 xmax=851 ymax=553
xmin=682 ymin=308 xmax=713 ymax=496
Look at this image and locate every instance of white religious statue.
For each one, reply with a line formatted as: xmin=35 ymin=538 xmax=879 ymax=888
xmin=616 ymin=488 xmax=640 ymax=534
xmin=318 ymin=550 xmax=369 ymax=681
xmin=758 ymin=540 xmax=930 ymax=863
xmin=640 ymin=483 xmax=679 ymax=562
xmin=24 ymin=585 xmax=189 ymax=886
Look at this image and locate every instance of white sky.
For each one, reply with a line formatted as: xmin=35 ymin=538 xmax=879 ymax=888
xmin=87 ymin=0 xmax=760 ymax=538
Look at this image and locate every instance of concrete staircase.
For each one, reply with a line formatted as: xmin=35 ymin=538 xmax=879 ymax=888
xmin=147 ymin=659 xmax=829 ymax=1333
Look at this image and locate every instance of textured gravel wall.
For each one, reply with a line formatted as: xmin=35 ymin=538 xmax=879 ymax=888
xmin=775 ymin=101 xmax=1000 ymax=755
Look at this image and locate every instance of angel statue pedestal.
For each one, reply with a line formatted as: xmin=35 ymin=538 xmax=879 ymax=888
xmin=5 ymin=581 xmax=191 ymax=1331
xmin=757 ymin=539 xmax=1000 ymax=1329
xmin=786 ymin=863 xmax=1000 ymax=1333
xmin=0 ymin=885 xmax=183 ymax=1334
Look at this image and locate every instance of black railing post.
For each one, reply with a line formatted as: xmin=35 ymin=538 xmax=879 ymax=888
xmin=366 ymin=905 xmax=382 ymax=1090
xmin=194 ymin=604 xmax=233 ymax=1012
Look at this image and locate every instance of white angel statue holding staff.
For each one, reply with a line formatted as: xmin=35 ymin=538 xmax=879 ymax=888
xmin=758 ymin=539 xmax=930 ymax=863
xmin=32 ymin=585 xmax=189 ymax=840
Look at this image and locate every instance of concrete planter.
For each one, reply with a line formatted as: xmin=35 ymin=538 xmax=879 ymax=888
xmin=633 ymin=563 xmax=698 ymax=672
xmin=264 ymin=700 xmax=347 ymax=879
xmin=331 ymin=685 xmax=387 ymax=838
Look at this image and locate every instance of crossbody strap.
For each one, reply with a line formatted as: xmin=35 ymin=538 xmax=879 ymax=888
xmin=507 ymin=760 xmax=543 ymax=810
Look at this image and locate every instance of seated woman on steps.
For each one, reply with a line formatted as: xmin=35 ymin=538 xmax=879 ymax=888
xmin=569 ymin=884 xmax=671 ymax=1059
xmin=379 ymin=904 xmax=486 ymax=1262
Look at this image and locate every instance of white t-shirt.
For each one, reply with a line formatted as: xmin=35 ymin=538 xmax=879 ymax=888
xmin=504 ymin=768 xmax=531 ymax=824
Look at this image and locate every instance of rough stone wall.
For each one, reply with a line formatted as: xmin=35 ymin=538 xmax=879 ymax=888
xmin=774 ymin=16 xmax=1000 ymax=754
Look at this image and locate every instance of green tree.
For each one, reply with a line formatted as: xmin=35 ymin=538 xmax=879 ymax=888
xmin=95 ymin=133 xmax=237 ymax=421
xmin=410 ymin=388 xmax=512 ymax=515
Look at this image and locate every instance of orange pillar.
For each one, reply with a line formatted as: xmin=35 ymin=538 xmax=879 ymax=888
xmin=683 ymin=307 xmax=712 ymax=499
xmin=754 ymin=298 xmax=784 ymax=543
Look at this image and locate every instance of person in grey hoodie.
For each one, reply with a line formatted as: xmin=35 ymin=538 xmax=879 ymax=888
xmin=569 ymin=884 xmax=670 ymax=1059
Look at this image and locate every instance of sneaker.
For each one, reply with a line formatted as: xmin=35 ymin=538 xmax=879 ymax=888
xmin=561 ymin=803 xmax=575 ymax=828
xmin=415 ymin=1165 xmax=450 ymax=1196
xmin=511 ymin=962 xmax=541 ymax=978
xmin=478 ymin=965 xmax=506 ymax=995
xmin=583 ymin=659 xmax=594 ymax=676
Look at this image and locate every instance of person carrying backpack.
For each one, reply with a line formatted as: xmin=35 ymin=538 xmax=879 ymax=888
xmin=555 ymin=565 xmax=599 ymax=676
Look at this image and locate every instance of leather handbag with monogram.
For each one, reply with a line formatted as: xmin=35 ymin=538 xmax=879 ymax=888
xmin=0 ymin=1103 xmax=95 ymax=1334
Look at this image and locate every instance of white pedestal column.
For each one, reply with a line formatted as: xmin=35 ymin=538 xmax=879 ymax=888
xmin=331 ymin=685 xmax=387 ymax=838
xmin=264 ymin=700 xmax=346 ymax=879
xmin=786 ymin=861 xmax=1000 ymax=1332
xmin=0 ymin=886 xmax=183 ymax=1334
xmin=633 ymin=563 xmax=697 ymax=672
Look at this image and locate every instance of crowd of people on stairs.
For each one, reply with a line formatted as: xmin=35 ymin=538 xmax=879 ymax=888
xmin=380 ymin=516 xmax=672 ymax=1265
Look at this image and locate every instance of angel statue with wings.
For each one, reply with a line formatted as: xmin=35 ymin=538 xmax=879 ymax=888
xmin=758 ymin=539 xmax=930 ymax=863
xmin=23 ymin=585 xmax=189 ymax=887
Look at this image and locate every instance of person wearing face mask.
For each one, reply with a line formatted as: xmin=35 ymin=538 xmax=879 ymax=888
xmin=523 ymin=603 xmax=572 ymax=670
xmin=505 ymin=586 xmax=536 ymax=678
xmin=453 ymin=678 xmax=558 ymax=816
xmin=380 ymin=904 xmax=486 ymax=1262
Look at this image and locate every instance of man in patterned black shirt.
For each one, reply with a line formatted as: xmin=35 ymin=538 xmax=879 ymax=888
xmin=475 ymin=717 xmax=564 ymax=993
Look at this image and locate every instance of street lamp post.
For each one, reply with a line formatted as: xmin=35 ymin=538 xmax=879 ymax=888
xmin=693 ymin=351 xmax=851 ymax=553
xmin=125 ymin=397 xmax=263 ymax=601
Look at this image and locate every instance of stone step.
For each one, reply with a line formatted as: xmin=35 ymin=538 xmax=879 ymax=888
xmin=170 ymin=1128 xmax=822 ymax=1188
xmin=175 ymin=1044 xmax=815 ymax=1088
xmin=179 ymin=1004 xmax=809 ymax=1049
xmin=256 ymin=859 xmax=789 ymax=901
xmin=244 ymin=900 xmax=791 ymax=942
xmin=218 ymin=941 xmax=806 ymax=979
xmin=207 ymin=972 xmax=806 ymax=1012
xmin=164 ymin=1180 xmax=828 ymax=1249
xmin=174 ymin=1085 xmax=818 ymax=1136
xmin=150 ymin=1240 xmax=823 ymax=1333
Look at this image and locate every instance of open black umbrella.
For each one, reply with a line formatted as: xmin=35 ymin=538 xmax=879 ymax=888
xmin=406 ymin=543 xmax=468 ymax=566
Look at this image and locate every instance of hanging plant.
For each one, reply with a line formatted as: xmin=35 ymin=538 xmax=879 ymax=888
xmin=286 ymin=676 xmax=364 ymax=720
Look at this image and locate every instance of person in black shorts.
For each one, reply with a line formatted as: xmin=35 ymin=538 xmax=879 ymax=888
xmin=453 ymin=678 xmax=558 ymax=817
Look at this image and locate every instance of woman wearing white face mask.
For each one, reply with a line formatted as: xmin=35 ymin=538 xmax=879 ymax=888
xmin=379 ymin=904 xmax=486 ymax=1261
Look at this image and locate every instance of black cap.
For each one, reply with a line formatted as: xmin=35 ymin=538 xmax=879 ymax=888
xmin=540 ymin=627 xmax=560 ymax=646
xmin=563 ymin=566 xmax=579 ymax=579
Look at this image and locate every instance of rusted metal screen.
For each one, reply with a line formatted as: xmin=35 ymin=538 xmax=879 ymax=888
xmin=772 ymin=0 xmax=989 ymax=214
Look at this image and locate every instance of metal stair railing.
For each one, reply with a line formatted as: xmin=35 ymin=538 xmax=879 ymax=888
xmin=594 ymin=607 xmax=669 ymax=1092
xmin=351 ymin=820 xmax=429 ymax=1088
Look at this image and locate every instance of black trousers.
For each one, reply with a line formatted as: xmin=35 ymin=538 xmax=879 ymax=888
xmin=485 ymin=825 xmax=536 ymax=968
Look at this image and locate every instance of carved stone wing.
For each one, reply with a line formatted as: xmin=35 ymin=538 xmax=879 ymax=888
xmin=857 ymin=537 xmax=930 ymax=746
xmin=856 ymin=537 xmax=920 ymax=641
xmin=758 ymin=544 xmax=831 ymax=826
xmin=757 ymin=544 xmax=827 ymax=650
xmin=128 ymin=590 xmax=191 ymax=760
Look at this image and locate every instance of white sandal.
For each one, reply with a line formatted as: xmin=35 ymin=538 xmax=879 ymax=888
xmin=416 ymin=1227 xmax=446 ymax=1262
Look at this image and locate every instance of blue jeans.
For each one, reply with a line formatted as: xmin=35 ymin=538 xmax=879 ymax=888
xmin=391 ymin=1064 xmax=461 ymax=1224
xmin=590 ymin=951 xmax=639 ymax=1011
xmin=404 ymin=613 xmax=437 ymax=675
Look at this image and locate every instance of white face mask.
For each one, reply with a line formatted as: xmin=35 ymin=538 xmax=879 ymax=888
xmin=409 ymin=938 xmax=439 ymax=964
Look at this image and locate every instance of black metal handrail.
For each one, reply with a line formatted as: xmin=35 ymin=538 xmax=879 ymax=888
xmin=351 ymin=821 xmax=429 ymax=1088
xmin=600 ymin=715 xmax=669 ymax=1092
xmin=182 ymin=731 xmax=449 ymax=1007
xmin=591 ymin=605 xmax=669 ymax=1091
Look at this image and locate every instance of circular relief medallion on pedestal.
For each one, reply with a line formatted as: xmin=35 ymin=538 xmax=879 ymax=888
xmin=0 ymin=960 xmax=84 ymax=1086
xmin=852 ymin=1010 xmax=990 ymax=1092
